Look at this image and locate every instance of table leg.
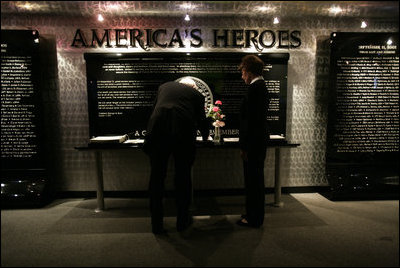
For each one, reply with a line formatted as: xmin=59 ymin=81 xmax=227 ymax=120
xmin=274 ymin=148 xmax=284 ymax=207
xmin=95 ymin=150 xmax=105 ymax=212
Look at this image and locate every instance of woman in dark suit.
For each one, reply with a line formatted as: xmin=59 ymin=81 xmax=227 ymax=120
xmin=237 ymin=55 xmax=269 ymax=228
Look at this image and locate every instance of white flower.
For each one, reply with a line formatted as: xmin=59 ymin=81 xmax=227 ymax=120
xmin=212 ymin=120 xmax=225 ymax=127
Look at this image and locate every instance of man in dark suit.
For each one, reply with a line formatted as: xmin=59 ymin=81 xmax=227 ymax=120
xmin=143 ymin=78 xmax=209 ymax=235
xmin=237 ymin=55 xmax=269 ymax=228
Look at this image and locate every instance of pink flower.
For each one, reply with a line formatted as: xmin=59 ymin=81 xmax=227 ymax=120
xmin=212 ymin=107 xmax=220 ymax=112
xmin=215 ymin=100 xmax=222 ymax=105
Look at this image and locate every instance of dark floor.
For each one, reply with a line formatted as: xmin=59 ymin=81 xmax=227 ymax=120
xmin=1 ymin=193 xmax=399 ymax=267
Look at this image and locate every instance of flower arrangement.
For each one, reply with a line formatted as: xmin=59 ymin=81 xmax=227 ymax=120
xmin=207 ymin=100 xmax=225 ymax=127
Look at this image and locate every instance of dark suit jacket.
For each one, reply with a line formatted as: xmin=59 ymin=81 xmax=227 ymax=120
xmin=144 ymin=81 xmax=209 ymax=152
xmin=239 ymin=79 xmax=269 ymax=153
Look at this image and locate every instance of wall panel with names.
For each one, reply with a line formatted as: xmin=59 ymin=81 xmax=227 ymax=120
xmin=1 ymin=30 xmax=49 ymax=203
xmin=85 ymin=52 xmax=288 ymax=139
xmin=1 ymin=30 xmax=44 ymax=170
xmin=327 ymin=32 xmax=399 ymax=198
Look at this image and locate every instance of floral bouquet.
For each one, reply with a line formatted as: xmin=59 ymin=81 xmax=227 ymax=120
xmin=207 ymin=100 xmax=226 ymax=127
xmin=207 ymin=100 xmax=225 ymax=143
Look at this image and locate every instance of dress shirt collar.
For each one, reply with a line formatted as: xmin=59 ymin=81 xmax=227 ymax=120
xmin=250 ymin=76 xmax=264 ymax=84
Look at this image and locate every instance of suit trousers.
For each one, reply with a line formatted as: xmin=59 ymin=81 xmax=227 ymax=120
xmin=243 ymin=148 xmax=267 ymax=226
xmin=148 ymin=141 xmax=195 ymax=230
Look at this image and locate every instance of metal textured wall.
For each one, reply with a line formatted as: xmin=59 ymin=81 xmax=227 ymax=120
xmin=1 ymin=14 xmax=398 ymax=191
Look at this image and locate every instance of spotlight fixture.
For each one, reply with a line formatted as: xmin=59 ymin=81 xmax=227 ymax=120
xmin=387 ymin=39 xmax=393 ymax=45
xmin=184 ymin=14 xmax=190 ymax=21
xmin=97 ymin=14 xmax=104 ymax=22
xmin=361 ymin=21 xmax=367 ymax=28
xmin=273 ymin=17 xmax=280 ymax=24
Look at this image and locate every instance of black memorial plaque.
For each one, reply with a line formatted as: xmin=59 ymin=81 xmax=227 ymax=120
xmin=327 ymin=32 xmax=399 ymax=199
xmin=1 ymin=30 xmax=48 ymax=205
xmin=1 ymin=30 xmax=45 ymax=169
xmin=84 ymin=52 xmax=288 ymax=139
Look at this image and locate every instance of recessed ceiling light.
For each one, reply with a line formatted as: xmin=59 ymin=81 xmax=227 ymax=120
xmin=107 ymin=4 xmax=120 ymax=10
xmin=361 ymin=21 xmax=368 ymax=28
xmin=329 ymin=6 xmax=342 ymax=14
xmin=180 ymin=3 xmax=194 ymax=9
xmin=17 ymin=3 xmax=34 ymax=10
xmin=257 ymin=6 xmax=271 ymax=12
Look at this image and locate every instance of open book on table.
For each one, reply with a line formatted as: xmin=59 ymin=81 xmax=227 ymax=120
xmin=89 ymin=134 xmax=129 ymax=144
